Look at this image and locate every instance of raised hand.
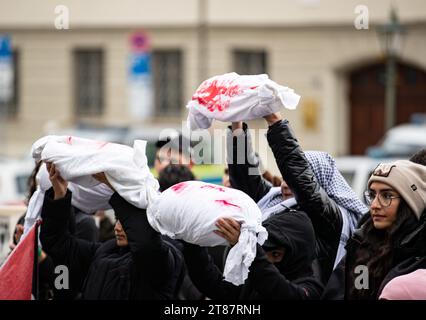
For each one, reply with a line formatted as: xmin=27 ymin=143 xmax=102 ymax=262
xmin=92 ymin=172 xmax=114 ymax=191
xmin=231 ymin=121 xmax=243 ymax=132
xmin=214 ymin=217 xmax=241 ymax=246
xmin=263 ymin=112 xmax=283 ymax=126
xmin=46 ymin=162 xmax=68 ymax=200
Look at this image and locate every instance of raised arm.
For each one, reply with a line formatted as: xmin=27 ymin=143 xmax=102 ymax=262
xmin=182 ymin=242 xmax=241 ymax=300
xmin=40 ymin=163 xmax=100 ymax=298
xmin=226 ymin=121 xmax=272 ymax=202
xmin=264 ymin=114 xmax=343 ymax=241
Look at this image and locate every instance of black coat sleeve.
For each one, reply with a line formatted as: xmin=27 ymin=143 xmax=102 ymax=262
xmin=182 ymin=242 xmax=242 ymax=299
xmin=266 ymin=120 xmax=343 ymax=249
xmin=248 ymin=244 xmax=323 ymax=300
xmin=226 ymin=123 xmax=272 ymax=202
xmin=321 ymin=257 xmax=346 ymax=300
xmin=40 ymin=188 xmax=100 ymax=297
xmin=109 ymin=192 xmax=176 ymax=288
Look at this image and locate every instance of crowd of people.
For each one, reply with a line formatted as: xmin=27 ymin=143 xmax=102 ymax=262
xmin=9 ymin=111 xmax=426 ymax=300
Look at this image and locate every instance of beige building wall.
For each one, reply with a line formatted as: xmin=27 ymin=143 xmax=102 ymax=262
xmin=0 ymin=0 xmax=199 ymax=27
xmin=206 ymin=24 xmax=426 ymax=171
xmin=1 ymin=0 xmax=425 ymax=175
xmin=2 ymin=0 xmax=426 ymax=27
xmin=2 ymin=27 xmax=200 ymax=156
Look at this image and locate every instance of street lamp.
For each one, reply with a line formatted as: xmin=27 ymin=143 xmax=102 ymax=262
xmin=198 ymin=0 xmax=208 ymax=84
xmin=377 ymin=8 xmax=405 ymax=131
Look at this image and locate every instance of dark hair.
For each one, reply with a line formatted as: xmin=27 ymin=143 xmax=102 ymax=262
xmin=348 ymin=200 xmax=417 ymax=299
xmin=13 ymin=214 xmax=26 ymax=245
xmin=26 ymin=161 xmax=42 ymax=202
xmin=158 ymin=164 xmax=196 ymax=191
xmin=409 ymin=148 xmax=426 ymax=166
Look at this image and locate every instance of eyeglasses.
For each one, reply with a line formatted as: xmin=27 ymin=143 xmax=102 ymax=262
xmin=364 ymin=190 xmax=400 ymax=208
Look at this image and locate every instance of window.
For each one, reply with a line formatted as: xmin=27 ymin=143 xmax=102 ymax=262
xmin=152 ymin=50 xmax=183 ymax=116
xmin=233 ymin=50 xmax=267 ymax=75
xmin=0 ymin=50 xmax=19 ymax=117
xmin=74 ymin=49 xmax=104 ymax=116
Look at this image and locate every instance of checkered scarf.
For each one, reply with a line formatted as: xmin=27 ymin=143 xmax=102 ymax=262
xmin=304 ymin=151 xmax=369 ymax=222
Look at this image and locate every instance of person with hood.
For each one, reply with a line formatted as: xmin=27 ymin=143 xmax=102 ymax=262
xmin=322 ymin=159 xmax=426 ymax=299
xmin=40 ymin=163 xmax=185 ymax=300
xmin=182 ymin=209 xmax=323 ymax=300
xmin=227 ymin=114 xmax=368 ymax=285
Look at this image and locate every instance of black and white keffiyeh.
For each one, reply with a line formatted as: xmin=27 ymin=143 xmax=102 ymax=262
xmin=257 ymin=151 xmax=369 ymax=268
xmin=304 ymin=151 xmax=369 ymax=222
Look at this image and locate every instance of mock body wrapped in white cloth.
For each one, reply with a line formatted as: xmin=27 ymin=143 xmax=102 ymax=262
xmin=31 ymin=135 xmax=159 ymax=208
xmin=186 ymin=72 xmax=301 ymax=130
xmin=147 ymin=180 xmax=268 ymax=286
xmin=24 ymin=162 xmax=114 ymax=234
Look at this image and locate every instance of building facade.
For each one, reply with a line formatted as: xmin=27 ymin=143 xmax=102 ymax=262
xmin=0 ymin=0 xmax=425 ymax=172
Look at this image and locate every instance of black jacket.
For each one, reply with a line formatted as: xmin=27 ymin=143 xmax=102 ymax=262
xmin=379 ymin=211 xmax=426 ymax=294
xmin=40 ymin=188 xmax=184 ymax=300
xmin=183 ymin=211 xmax=323 ymax=300
xmin=227 ymin=120 xmax=343 ymax=284
xmin=323 ymin=212 xmax=424 ymax=300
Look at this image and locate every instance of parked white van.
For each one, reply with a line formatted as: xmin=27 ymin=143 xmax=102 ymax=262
xmin=367 ymin=123 xmax=426 ymax=158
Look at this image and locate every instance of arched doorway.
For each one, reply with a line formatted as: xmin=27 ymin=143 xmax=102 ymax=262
xmin=349 ymin=61 xmax=426 ymax=155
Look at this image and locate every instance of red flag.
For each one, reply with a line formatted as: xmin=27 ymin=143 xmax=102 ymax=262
xmin=0 ymin=221 xmax=39 ymax=300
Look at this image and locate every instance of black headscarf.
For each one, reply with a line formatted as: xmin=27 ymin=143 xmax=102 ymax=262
xmin=262 ymin=210 xmax=316 ymax=281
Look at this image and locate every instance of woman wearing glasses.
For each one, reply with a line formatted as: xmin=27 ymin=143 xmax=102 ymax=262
xmin=323 ymin=160 xmax=426 ymax=299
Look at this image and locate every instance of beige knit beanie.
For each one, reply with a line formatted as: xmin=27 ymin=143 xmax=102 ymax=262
xmin=367 ymin=160 xmax=426 ymax=220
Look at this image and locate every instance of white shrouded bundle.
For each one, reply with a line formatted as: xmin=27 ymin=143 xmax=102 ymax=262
xmin=147 ymin=180 xmax=268 ymax=286
xmin=24 ymin=162 xmax=114 ymax=234
xmin=31 ymin=135 xmax=159 ymax=207
xmin=186 ymin=72 xmax=301 ymax=130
